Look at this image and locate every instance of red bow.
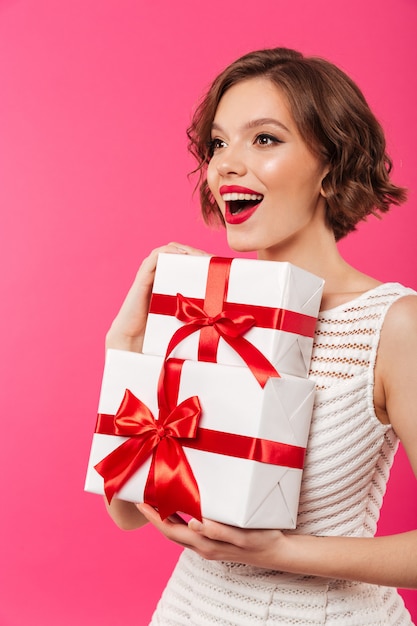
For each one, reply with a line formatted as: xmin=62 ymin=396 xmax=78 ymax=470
xmin=94 ymin=387 xmax=203 ymax=521
xmin=164 ymin=293 xmax=280 ymax=388
xmin=176 ymin=293 xmax=256 ymax=336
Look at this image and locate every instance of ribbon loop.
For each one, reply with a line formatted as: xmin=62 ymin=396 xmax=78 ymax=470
xmin=94 ymin=387 xmax=202 ymax=520
xmin=113 ymin=389 xmax=156 ymax=436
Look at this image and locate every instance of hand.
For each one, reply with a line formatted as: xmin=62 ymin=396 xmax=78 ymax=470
xmin=137 ymin=503 xmax=287 ymax=569
xmin=106 ymin=243 xmax=209 ymax=353
xmin=137 ymin=503 xmax=417 ymax=588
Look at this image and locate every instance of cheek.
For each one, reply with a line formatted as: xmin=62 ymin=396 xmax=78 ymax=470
xmin=206 ymin=161 xmax=215 ymax=188
xmin=256 ymin=155 xmax=287 ymax=181
xmin=206 ymin=162 xmax=221 ymax=200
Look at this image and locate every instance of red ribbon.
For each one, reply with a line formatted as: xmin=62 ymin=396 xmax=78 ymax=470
xmin=149 ymin=257 xmax=317 ymax=339
xmin=149 ymin=257 xmax=317 ymax=386
xmin=94 ymin=359 xmax=203 ymax=521
xmin=150 ymin=293 xmax=317 ymax=338
xmin=196 ymin=257 xmax=231 ymax=361
xmin=94 ymin=359 xmax=306 ymax=520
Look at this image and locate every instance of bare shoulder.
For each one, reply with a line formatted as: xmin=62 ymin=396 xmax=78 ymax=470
xmin=380 ymin=293 xmax=417 ymax=343
xmin=377 ymin=294 xmax=417 ymax=372
xmin=375 ymin=293 xmax=417 ymax=441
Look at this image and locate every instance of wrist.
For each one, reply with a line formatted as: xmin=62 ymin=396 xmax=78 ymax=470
xmin=267 ymin=532 xmax=318 ymax=576
xmin=272 ymin=531 xmax=302 ymax=572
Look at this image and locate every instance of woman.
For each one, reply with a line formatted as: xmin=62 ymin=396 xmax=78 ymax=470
xmin=104 ymin=48 xmax=417 ymax=624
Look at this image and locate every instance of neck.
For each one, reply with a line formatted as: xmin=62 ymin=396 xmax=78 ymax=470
xmin=257 ymin=223 xmax=347 ymax=284
xmin=256 ymin=225 xmax=382 ymax=310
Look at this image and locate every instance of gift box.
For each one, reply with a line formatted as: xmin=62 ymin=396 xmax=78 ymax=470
xmin=142 ymin=254 xmax=324 ymax=378
xmin=85 ymin=349 xmax=315 ymax=529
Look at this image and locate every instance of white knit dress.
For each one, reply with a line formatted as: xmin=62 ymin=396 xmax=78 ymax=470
xmin=149 ymin=283 xmax=416 ymax=626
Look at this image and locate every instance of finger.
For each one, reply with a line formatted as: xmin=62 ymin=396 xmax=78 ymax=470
xmin=136 ymin=502 xmax=161 ymax=521
xmin=166 ymin=242 xmax=210 ymax=256
xmin=188 ymin=517 xmax=235 ymax=539
xmin=136 ymin=504 xmax=204 ymax=549
xmin=188 ymin=518 xmax=255 ymax=549
xmin=136 ymin=503 xmax=187 ymax=528
xmin=144 ymin=243 xmax=209 ymax=260
xmin=138 ymin=242 xmax=209 ymax=286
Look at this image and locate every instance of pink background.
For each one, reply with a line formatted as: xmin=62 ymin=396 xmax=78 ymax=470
xmin=0 ymin=0 xmax=416 ymax=624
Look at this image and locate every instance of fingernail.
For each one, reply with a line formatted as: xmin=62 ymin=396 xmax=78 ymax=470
xmin=188 ymin=518 xmax=203 ymax=531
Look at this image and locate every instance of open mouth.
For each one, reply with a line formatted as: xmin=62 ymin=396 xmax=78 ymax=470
xmin=222 ymin=192 xmax=263 ymax=223
xmin=222 ymin=192 xmax=263 ymax=214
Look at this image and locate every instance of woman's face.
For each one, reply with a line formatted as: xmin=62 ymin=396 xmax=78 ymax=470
xmin=206 ymin=77 xmax=329 ymax=260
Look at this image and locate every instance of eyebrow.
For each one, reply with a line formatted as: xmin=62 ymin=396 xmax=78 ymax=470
xmin=211 ymin=117 xmax=291 ymax=134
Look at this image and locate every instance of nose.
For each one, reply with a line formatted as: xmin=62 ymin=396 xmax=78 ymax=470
xmin=215 ymin=144 xmax=247 ymax=177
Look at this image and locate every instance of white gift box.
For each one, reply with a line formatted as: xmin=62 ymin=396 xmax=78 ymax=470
xmin=85 ymin=349 xmax=315 ymax=529
xmin=142 ymin=254 xmax=324 ymax=378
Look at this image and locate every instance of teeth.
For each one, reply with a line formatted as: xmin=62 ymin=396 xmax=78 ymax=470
xmin=222 ymin=192 xmax=263 ymax=201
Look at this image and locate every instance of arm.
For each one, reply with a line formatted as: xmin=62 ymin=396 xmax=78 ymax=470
xmin=138 ymin=295 xmax=417 ymax=588
xmin=103 ymin=242 xmax=209 ymax=530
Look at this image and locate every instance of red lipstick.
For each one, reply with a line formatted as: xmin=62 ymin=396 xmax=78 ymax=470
xmin=219 ymin=185 xmax=263 ymax=225
xmin=225 ymin=203 xmax=261 ymax=224
xmin=220 ymin=185 xmax=262 ymax=195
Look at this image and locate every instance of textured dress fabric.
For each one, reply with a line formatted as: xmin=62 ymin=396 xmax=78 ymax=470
xmin=149 ymin=283 xmax=416 ymax=626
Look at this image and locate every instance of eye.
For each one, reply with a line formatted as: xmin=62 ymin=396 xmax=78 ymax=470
xmin=255 ymin=133 xmax=282 ymax=146
xmin=208 ymin=137 xmax=227 ymax=156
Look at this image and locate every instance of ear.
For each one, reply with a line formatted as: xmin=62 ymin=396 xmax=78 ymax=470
xmin=320 ymin=166 xmax=330 ymax=198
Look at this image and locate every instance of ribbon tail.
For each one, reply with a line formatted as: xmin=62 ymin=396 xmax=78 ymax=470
xmin=147 ymin=438 xmax=202 ymax=522
xmin=94 ymin=435 xmax=156 ymax=504
xmin=220 ymin=332 xmax=280 ymax=387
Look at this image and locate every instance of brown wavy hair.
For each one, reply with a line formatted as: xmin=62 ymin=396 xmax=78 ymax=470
xmin=187 ymin=48 xmax=407 ymax=241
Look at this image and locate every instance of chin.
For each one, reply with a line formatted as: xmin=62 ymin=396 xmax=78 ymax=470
xmin=226 ymin=236 xmax=259 ymax=254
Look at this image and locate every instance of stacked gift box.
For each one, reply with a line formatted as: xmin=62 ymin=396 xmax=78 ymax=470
xmin=85 ymin=254 xmax=324 ymax=528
